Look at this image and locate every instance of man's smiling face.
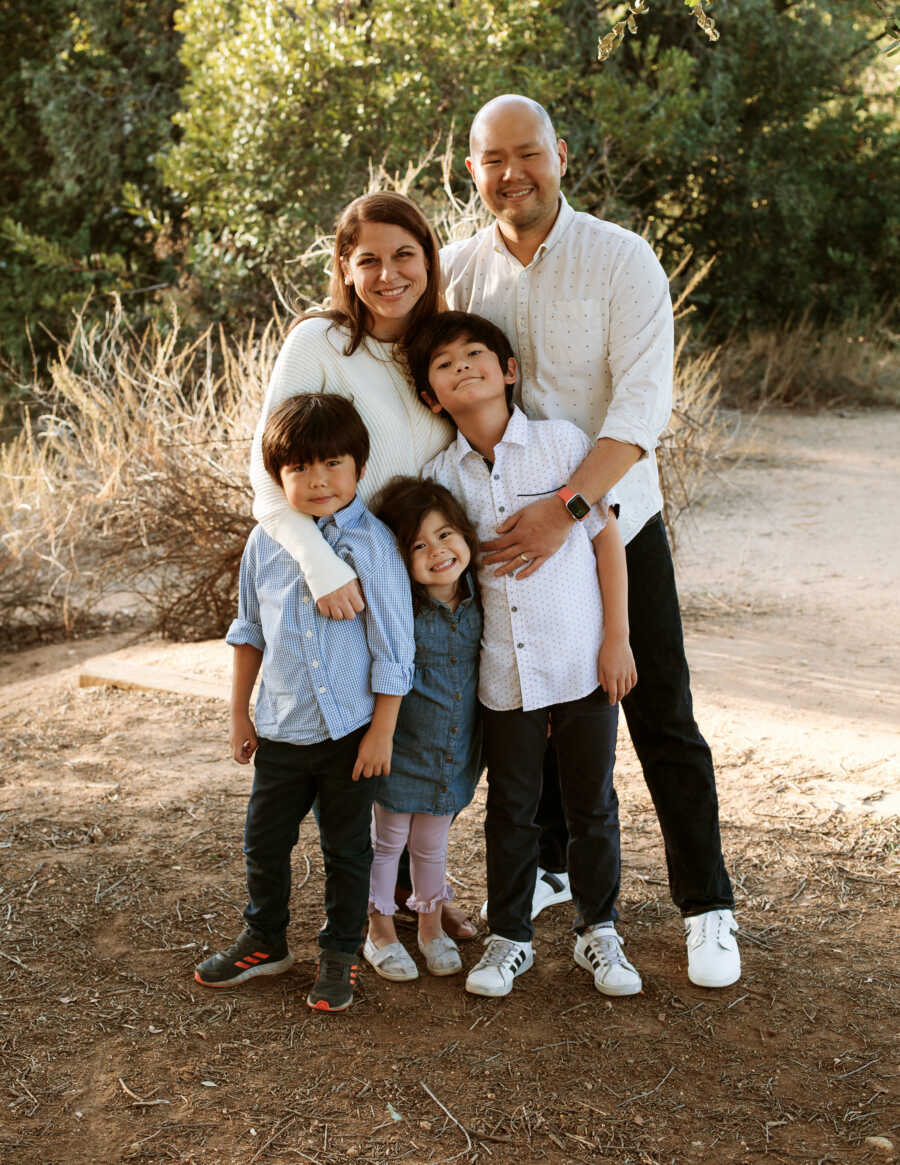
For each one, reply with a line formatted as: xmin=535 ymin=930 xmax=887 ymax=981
xmin=466 ymin=100 xmax=567 ymax=238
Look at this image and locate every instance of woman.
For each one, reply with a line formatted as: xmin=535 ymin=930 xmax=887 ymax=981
xmin=250 ymin=191 xmax=475 ymax=939
xmin=251 ymin=192 xmax=455 ymax=614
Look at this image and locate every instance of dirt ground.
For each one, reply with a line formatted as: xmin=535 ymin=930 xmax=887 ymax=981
xmin=1 ymin=409 xmax=898 ymax=1165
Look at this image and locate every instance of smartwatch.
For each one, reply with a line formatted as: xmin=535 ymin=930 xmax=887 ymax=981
xmin=556 ymin=486 xmax=591 ymax=522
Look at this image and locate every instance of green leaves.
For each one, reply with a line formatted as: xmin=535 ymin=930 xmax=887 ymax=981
xmin=0 ymin=0 xmax=185 ymax=385
xmin=2 ymin=0 xmax=896 ymax=398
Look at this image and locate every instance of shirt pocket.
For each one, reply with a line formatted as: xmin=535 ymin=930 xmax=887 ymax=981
xmin=542 ymin=299 xmax=604 ymax=383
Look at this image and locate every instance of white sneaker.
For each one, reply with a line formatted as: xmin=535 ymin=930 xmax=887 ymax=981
xmin=574 ymin=923 xmax=642 ymax=997
xmin=363 ymin=936 xmax=418 ymax=982
xmin=465 ymin=935 xmax=534 ymax=997
xmin=478 ymin=868 xmax=572 ymax=923
xmin=417 ymin=932 xmax=462 ymax=976
xmin=684 ymin=909 xmax=741 ymax=988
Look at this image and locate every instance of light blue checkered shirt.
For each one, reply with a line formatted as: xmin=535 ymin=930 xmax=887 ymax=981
xmin=226 ymin=494 xmax=415 ymax=745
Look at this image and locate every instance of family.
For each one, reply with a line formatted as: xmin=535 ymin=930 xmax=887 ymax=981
xmin=193 ymin=94 xmax=741 ymax=1012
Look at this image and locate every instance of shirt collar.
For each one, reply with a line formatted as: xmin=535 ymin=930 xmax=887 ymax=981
xmin=428 ymin=569 xmax=477 ymax=612
xmin=454 ymin=405 xmax=529 ymax=463
xmin=458 ymin=569 xmax=477 ymax=607
xmin=489 ymin=194 xmax=575 ymax=266
xmin=317 ymin=493 xmax=366 ymax=530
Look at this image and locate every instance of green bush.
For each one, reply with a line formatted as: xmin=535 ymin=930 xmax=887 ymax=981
xmin=0 ymin=0 xmax=185 ymax=392
xmin=2 ymin=0 xmax=896 ymax=397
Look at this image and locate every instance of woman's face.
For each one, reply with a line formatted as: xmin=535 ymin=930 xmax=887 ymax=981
xmin=340 ymin=222 xmax=430 ymax=341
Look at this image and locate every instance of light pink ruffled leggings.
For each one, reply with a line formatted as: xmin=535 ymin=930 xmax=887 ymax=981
xmin=368 ymin=806 xmax=455 ymax=915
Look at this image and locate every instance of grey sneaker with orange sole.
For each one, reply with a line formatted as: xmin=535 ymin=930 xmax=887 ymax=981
xmin=194 ymin=928 xmax=293 ymax=988
xmin=307 ymin=949 xmax=360 ymax=1012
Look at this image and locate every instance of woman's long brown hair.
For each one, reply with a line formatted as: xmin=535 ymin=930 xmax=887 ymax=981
xmin=296 ymin=192 xmax=443 ymax=355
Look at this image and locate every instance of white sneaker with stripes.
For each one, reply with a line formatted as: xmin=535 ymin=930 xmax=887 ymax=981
xmin=465 ymin=935 xmax=534 ymax=997
xmin=574 ymin=923 xmax=642 ymax=996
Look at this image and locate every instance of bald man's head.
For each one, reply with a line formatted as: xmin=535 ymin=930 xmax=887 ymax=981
xmin=469 ymin=95 xmax=557 ymax=155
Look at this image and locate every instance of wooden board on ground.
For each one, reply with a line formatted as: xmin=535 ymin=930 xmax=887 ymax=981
xmin=78 ymin=655 xmax=227 ymax=702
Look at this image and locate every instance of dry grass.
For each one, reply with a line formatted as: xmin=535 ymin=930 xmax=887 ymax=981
xmin=659 ymin=254 xmax=729 ymax=550
xmin=1 ymin=167 xmax=728 ymax=643
xmin=716 ymin=305 xmax=899 ymax=410
xmin=1 ymin=303 xmax=282 ymax=642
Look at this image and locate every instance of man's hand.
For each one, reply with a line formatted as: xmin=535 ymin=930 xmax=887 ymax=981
xmin=480 ymin=495 xmax=573 ymax=578
xmin=597 ymin=635 xmax=637 ymax=705
xmin=352 ymin=725 xmax=394 ymax=781
xmin=316 ymin=578 xmax=365 ymax=620
xmin=230 ymin=712 xmax=259 ymax=764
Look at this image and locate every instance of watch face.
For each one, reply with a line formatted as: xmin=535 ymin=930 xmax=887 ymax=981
xmin=567 ymin=494 xmax=591 ymax=521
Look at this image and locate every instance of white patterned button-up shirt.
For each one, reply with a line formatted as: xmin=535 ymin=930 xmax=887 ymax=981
xmin=441 ymin=196 xmax=672 ymax=546
xmin=424 ymin=407 xmax=616 ymax=713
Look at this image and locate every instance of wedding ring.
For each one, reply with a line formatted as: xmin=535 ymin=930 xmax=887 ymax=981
xmin=519 ymin=553 xmax=529 ymax=562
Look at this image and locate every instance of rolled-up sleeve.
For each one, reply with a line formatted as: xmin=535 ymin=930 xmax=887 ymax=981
xmin=551 ymin=421 xmax=613 ymax=540
xmin=226 ymin=619 xmax=265 ymax=650
xmin=359 ymin=537 xmax=415 ymax=697
xmin=225 ymin=535 xmax=266 ymax=650
xmin=583 ymin=488 xmax=618 ymax=541
xmin=598 ymin=236 xmax=673 ymax=457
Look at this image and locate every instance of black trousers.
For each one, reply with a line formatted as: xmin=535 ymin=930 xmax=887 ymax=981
xmin=538 ymin=513 xmax=733 ymax=915
xmin=482 ymin=687 xmax=620 ymax=943
xmin=242 ymin=727 xmax=374 ymax=954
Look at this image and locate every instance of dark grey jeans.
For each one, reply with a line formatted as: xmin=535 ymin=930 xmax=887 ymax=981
xmin=242 ymin=727 xmax=373 ymax=954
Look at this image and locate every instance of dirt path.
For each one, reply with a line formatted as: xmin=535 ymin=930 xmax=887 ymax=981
xmin=1 ymin=409 xmax=897 ymax=1165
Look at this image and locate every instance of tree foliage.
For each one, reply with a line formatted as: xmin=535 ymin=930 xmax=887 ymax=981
xmin=166 ymin=0 xmax=899 ymax=332
xmin=633 ymin=0 xmax=900 ymax=329
xmin=2 ymin=0 xmax=897 ymax=399
xmin=0 ymin=0 xmax=184 ymax=382
xmin=165 ymin=0 xmax=599 ymax=317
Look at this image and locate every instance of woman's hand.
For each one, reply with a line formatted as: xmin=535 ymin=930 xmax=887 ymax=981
xmin=316 ymin=578 xmax=366 ymax=620
xmin=597 ymin=635 xmax=637 ymax=705
xmin=480 ymin=496 xmax=573 ymax=578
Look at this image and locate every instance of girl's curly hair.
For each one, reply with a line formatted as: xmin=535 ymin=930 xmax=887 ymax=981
xmin=372 ymin=476 xmax=479 ymax=614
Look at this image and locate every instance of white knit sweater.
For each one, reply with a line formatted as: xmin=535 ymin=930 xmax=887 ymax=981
xmin=250 ymin=317 xmax=455 ymax=599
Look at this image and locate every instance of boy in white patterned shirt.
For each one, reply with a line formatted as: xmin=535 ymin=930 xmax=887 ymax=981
xmin=408 ymin=311 xmax=639 ymax=999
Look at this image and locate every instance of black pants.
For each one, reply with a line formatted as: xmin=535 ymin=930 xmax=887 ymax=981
xmin=482 ymin=687 xmax=620 ymax=943
xmin=242 ymin=727 xmax=374 ymax=954
xmin=537 ymin=513 xmax=733 ymax=915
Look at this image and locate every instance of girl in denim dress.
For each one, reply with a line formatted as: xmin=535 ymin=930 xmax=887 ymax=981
xmin=363 ymin=478 xmax=482 ymax=980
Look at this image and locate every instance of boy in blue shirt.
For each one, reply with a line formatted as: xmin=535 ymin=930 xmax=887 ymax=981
xmin=194 ymin=394 xmax=414 ymax=1011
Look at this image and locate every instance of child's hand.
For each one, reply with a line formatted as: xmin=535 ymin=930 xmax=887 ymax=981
xmin=598 ymin=635 xmax=637 ymax=705
xmin=352 ymin=726 xmax=393 ymax=781
xmin=230 ymin=712 xmax=259 ymax=764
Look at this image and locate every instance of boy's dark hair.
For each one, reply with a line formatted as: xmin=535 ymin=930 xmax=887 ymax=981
xmin=261 ymin=393 xmax=370 ymax=483
xmin=405 ymin=311 xmax=516 ymax=414
xmin=372 ymin=476 xmax=479 ymax=614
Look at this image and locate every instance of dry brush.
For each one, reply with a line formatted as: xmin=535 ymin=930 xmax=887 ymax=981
xmin=2 ymin=180 xmax=738 ymax=644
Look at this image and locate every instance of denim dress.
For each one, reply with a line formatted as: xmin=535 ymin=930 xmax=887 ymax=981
xmin=376 ymin=573 xmax=482 ymax=816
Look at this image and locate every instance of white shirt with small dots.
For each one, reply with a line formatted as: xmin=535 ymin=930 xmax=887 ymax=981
xmin=425 ymin=407 xmax=616 ymax=713
xmin=441 ymin=195 xmax=672 ymax=547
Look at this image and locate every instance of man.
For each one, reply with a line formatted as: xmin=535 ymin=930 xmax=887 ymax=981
xmin=440 ymin=94 xmax=740 ymax=988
